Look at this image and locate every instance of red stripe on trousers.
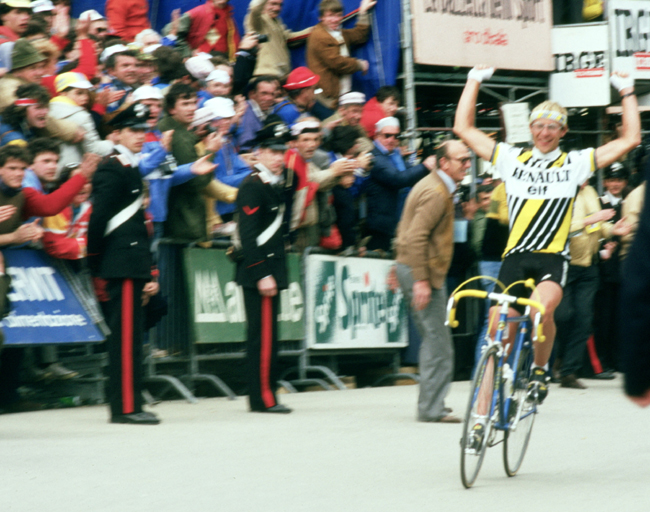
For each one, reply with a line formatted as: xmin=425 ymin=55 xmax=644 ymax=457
xmin=121 ymin=279 xmax=134 ymax=413
xmin=586 ymin=334 xmax=603 ymax=374
xmin=260 ymin=296 xmax=276 ymax=408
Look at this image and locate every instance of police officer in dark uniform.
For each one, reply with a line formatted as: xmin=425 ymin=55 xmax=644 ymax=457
xmin=87 ymin=103 xmax=161 ymax=425
xmin=236 ymin=115 xmax=295 ymax=413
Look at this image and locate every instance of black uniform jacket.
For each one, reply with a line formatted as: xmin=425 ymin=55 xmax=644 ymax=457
xmin=87 ymin=151 xmax=152 ymax=280
xmin=235 ymin=164 xmax=295 ymax=290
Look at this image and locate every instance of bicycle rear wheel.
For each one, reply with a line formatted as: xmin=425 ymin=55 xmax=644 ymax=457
xmin=460 ymin=344 xmax=499 ymax=488
xmin=503 ymin=344 xmax=536 ymax=476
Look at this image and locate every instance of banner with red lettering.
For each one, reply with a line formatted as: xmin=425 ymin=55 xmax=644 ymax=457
xmin=410 ymin=0 xmax=553 ymax=71
xmin=609 ymin=1 xmax=650 ymax=80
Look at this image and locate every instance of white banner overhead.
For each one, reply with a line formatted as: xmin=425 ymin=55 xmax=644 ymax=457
xmin=550 ymin=23 xmax=611 ymax=107
xmin=609 ymin=1 xmax=650 ymax=79
xmin=409 ymin=0 xmax=553 ymax=71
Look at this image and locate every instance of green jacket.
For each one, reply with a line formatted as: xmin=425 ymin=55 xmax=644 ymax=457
xmin=158 ymin=115 xmax=212 ymax=242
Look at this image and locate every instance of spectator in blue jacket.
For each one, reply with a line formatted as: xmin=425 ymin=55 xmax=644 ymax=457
xmin=365 ymin=117 xmax=435 ymax=252
xmin=204 ymin=96 xmax=252 ymax=222
xmin=236 ymin=75 xmax=278 ymax=152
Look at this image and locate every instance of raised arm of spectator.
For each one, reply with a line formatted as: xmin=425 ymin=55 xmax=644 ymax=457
xmin=594 ymin=72 xmax=642 ymax=170
xmin=342 ymin=0 xmax=375 ymax=45
xmin=73 ymin=19 xmax=98 ymax=81
xmin=453 ymin=66 xmax=497 ymax=162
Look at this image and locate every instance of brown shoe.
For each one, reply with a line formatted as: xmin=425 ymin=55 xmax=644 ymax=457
xmin=434 ymin=414 xmax=462 ymax=423
xmin=560 ymin=374 xmax=587 ymax=390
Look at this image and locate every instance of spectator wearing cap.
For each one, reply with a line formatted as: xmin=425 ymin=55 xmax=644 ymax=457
xmin=323 ymin=91 xmax=373 ymax=153
xmin=30 ymin=0 xmax=54 ymax=33
xmin=87 ymin=102 xmax=160 ymax=425
xmin=235 ymin=115 xmax=296 ymax=413
xmin=172 ymin=0 xmax=240 ymax=60
xmin=158 ymin=82 xmax=223 ymax=242
xmin=554 ymin=181 xmax=630 ymax=389
xmin=589 ymin=163 xmax=630 ymax=377
xmin=306 ymin=0 xmax=375 ymax=109
xmin=365 ymin=117 xmax=434 ymax=252
xmin=272 ymin=66 xmax=331 ymax=125
xmin=361 ymin=85 xmax=401 ymax=139
xmin=202 ymin=96 xmax=250 ymax=224
xmin=98 ymin=47 xmax=140 ymax=117
xmin=198 ymin=68 xmax=230 ymax=108
xmin=105 ymin=0 xmax=150 ymax=43
xmin=78 ymin=10 xmax=109 ymax=44
xmin=236 ymin=75 xmax=278 ymax=152
xmin=244 ymin=0 xmax=313 ymax=79
xmin=49 ymin=72 xmax=113 ymax=172
xmin=0 ymin=0 xmax=31 ymax=43
xmin=285 ymin=118 xmax=354 ymax=251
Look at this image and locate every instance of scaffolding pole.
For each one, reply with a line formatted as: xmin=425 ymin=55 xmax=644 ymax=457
xmin=401 ymin=0 xmax=416 ymax=152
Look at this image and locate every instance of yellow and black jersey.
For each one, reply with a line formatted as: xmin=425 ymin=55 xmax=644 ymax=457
xmin=491 ymin=143 xmax=596 ymax=259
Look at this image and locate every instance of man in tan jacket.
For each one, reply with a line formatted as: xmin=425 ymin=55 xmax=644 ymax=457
xmin=393 ymin=139 xmax=470 ymax=423
xmin=306 ymin=0 xmax=375 ymax=108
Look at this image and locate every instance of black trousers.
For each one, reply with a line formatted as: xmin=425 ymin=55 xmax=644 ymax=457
xmin=101 ymin=278 xmax=146 ymax=417
xmin=554 ymin=265 xmax=599 ymax=377
xmin=593 ymin=280 xmax=621 ymax=371
xmin=243 ymin=288 xmax=280 ymax=411
xmin=332 ymin=185 xmax=357 ymax=249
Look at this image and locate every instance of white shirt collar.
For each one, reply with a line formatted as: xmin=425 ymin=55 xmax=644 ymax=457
xmin=532 ymin=146 xmax=562 ymax=161
xmin=255 ymin=163 xmax=282 ymax=185
xmin=604 ymin=190 xmax=622 ymax=206
xmin=116 ymin=144 xmax=140 ymax=167
xmin=249 ymin=99 xmax=266 ymax=120
xmin=437 ymin=170 xmax=456 ymax=195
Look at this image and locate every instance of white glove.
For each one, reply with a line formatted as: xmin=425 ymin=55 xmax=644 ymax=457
xmin=610 ymin=72 xmax=634 ymax=92
xmin=468 ymin=67 xmax=495 ymax=84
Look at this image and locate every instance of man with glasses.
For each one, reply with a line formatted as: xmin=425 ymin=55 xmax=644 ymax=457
xmin=454 ymin=66 xmax=640 ymax=413
xmin=365 ymin=116 xmax=435 ymax=252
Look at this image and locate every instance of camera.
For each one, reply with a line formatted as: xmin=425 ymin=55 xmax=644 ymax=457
xmin=255 ymin=33 xmax=269 ymax=43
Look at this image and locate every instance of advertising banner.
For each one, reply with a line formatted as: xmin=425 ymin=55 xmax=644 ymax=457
xmin=550 ymin=23 xmax=611 ymax=107
xmin=184 ymin=248 xmax=304 ymax=343
xmin=409 ymin=0 xmax=553 ymax=71
xmin=1 ymin=249 xmax=104 ymax=346
xmin=304 ymin=255 xmax=408 ymax=350
xmin=609 ymin=1 xmax=650 ymax=80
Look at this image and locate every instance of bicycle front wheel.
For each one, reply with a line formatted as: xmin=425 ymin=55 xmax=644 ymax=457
xmin=503 ymin=345 xmax=536 ymax=476
xmin=460 ymin=344 xmax=499 ymax=489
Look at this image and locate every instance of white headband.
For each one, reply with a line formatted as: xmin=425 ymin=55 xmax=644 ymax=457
xmin=529 ymin=109 xmax=568 ymax=126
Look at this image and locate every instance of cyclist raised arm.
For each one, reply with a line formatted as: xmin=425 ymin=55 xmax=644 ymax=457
xmin=453 ymin=65 xmax=641 ymax=406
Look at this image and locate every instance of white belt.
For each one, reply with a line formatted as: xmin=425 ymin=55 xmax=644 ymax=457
xmin=256 ymin=205 xmax=284 ymax=247
xmin=105 ymin=194 xmax=144 ymax=236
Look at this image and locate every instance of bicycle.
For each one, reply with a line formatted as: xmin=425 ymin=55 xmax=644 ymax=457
xmin=445 ymin=279 xmax=546 ymax=489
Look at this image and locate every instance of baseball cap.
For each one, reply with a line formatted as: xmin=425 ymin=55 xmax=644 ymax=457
xmin=132 ymin=85 xmax=164 ymax=103
xmin=284 ymin=67 xmax=319 ymax=90
xmin=54 ymin=72 xmax=93 ymax=93
xmin=204 ymin=97 xmax=236 ymax=119
xmin=31 ymin=0 xmax=54 ymax=13
xmin=79 ymin=9 xmax=105 ymax=21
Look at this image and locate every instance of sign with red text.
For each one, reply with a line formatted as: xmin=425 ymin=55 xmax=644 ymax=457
xmin=409 ymin=0 xmax=553 ymax=71
xmin=550 ymin=23 xmax=611 ymax=107
xmin=609 ymin=1 xmax=650 ymax=79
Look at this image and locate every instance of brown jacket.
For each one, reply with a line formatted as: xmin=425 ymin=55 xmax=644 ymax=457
xmin=306 ymin=15 xmax=369 ymax=102
xmin=395 ymin=171 xmax=454 ymax=289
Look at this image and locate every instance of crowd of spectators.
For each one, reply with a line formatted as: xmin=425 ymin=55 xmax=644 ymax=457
xmin=0 ymin=0 xmax=644 ymax=414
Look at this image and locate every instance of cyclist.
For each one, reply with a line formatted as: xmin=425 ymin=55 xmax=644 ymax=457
xmin=453 ymin=66 xmax=640 ymax=442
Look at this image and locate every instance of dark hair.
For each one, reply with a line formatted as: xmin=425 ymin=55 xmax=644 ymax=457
xmin=376 ymin=85 xmax=401 ymax=105
xmin=2 ymin=84 xmax=50 ymax=128
xmin=319 ymin=0 xmax=343 ymax=17
xmin=327 ymin=125 xmax=361 ymax=155
xmin=24 ymin=17 xmax=49 ymax=39
xmin=0 ymin=145 xmax=30 ymax=168
xmin=476 ymin=183 xmax=494 ymax=195
xmin=287 ymin=88 xmax=304 ymax=100
xmin=209 ymin=53 xmax=230 ymax=67
xmin=105 ymin=49 xmax=138 ymax=71
xmin=28 ymin=137 xmax=60 ymax=163
xmin=154 ymin=45 xmax=186 ymax=83
xmin=0 ymin=5 xmax=29 ymax=23
xmin=165 ymin=82 xmax=196 ymax=113
xmin=249 ymin=75 xmax=278 ymax=95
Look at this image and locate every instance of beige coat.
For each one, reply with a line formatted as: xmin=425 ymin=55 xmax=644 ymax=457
xmin=395 ymin=172 xmax=454 ymax=290
xmin=621 ymin=181 xmax=645 ymax=260
xmin=244 ymin=0 xmax=312 ymax=78
xmin=567 ymin=185 xmax=613 ymax=267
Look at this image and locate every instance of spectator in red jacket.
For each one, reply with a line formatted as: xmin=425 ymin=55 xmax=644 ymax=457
xmin=105 ymin=0 xmax=151 ymax=43
xmin=0 ymin=0 xmax=31 ymax=43
xmin=361 ymin=85 xmax=401 ymax=139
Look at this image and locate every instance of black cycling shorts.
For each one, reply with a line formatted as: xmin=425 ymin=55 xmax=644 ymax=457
xmin=497 ymin=252 xmax=568 ymax=311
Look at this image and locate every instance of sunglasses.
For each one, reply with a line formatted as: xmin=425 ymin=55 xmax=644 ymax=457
xmin=382 ymin=133 xmax=399 ymax=139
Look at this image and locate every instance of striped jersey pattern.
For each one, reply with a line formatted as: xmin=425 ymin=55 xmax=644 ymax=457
xmin=491 ymin=143 xmax=596 ymax=260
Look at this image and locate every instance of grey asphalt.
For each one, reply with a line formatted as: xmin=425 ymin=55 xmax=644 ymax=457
xmin=2 ymin=376 xmax=649 ymax=512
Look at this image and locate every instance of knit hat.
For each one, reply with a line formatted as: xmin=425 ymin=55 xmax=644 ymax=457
xmin=11 ymin=38 xmax=46 ymax=71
